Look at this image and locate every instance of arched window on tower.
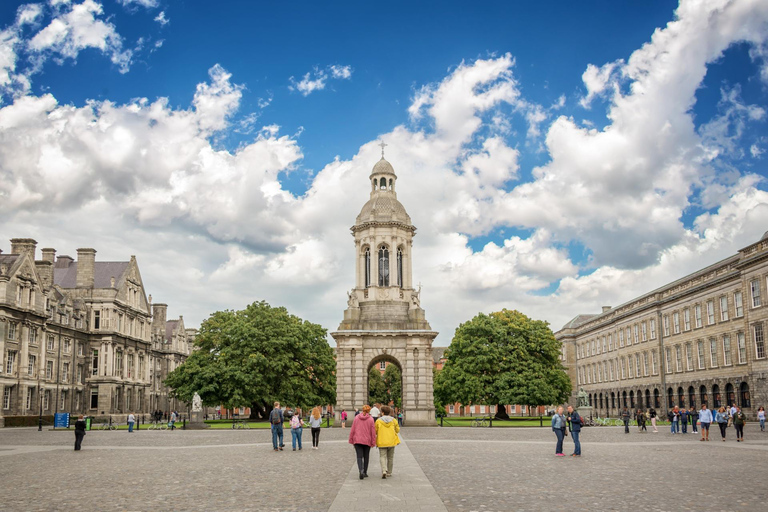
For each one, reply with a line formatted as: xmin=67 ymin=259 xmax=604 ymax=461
xmin=397 ymin=248 xmax=403 ymax=288
xmin=378 ymin=246 xmax=389 ymax=286
xmin=364 ymin=248 xmax=371 ymax=288
xmin=388 ymin=178 xmax=393 ymax=190
xmin=379 ymin=177 xmax=387 ymax=190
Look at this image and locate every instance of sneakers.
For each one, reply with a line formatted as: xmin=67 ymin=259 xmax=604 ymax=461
xmin=359 ymin=472 xmax=364 ymax=480
xmin=386 ymin=472 xmax=391 ymax=477
xmin=556 ymin=453 xmax=565 ymax=457
xmin=382 ymin=473 xmax=387 ymax=479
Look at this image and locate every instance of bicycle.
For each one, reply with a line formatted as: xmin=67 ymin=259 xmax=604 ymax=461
xmin=470 ymin=417 xmax=488 ymax=427
xmin=98 ymin=422 xmax=118 ymax=431
xmin=592 ymin=417 xmax=614 ymax=426
xmin=148 ymin=421 xmax=168 ymax=430
xmin=232 ymin=419 xmax=250 ymax=430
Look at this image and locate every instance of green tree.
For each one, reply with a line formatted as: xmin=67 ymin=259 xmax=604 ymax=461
xmin=164 ymin=301 xmax=336 ymax=418
xmin=383 ymin=364 xmax=402 ymax=408
xmin=434 ymin=309 xmax=571 ymax=417
xmin=368 ymin=366 xmax=389 ymax=405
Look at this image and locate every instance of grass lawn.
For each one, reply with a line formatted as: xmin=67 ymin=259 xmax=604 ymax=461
xmin=204 ymin=419 xmax=335 ymax=429
xmin=439 ymin=417 xmax=548 ymax=427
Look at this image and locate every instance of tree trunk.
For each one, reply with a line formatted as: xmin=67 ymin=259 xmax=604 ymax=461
xmin=494 ymin=403 xmax=509 ymax=420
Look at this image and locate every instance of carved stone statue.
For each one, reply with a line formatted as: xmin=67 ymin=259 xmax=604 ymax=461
xmin=347 ymin=290 xmax=359 ymax=308
xmin=577 ymin=387 xmax=589 ymax=408
xmin=411 ymin=287 xmax=421 ymax=308
xmin=192 ymin=392 xmax=202 ymax=412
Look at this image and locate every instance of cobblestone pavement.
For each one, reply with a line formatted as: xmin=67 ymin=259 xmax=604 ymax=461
xmin=1 ymin=425 xmax=767 ymax=512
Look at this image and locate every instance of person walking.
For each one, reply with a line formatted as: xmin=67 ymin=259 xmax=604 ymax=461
xmin=690 ymin=407 xmax=699 ymax=434
xmin=758 ymin=406 xmax=765 ymax=432
xmin=74 ymin=415 xmax=86 ymax=451
xmin=169 ymin=410 xmax=177 ymax=430
xmin=397 ymin=410 xmax=403 ymax=426
xmin=698 ymin=404 xmax=712 ymax=441
xmin=340 ymin=409 xmax=348 ymax=429
xmin=349 ymin=405 xmax=376 ymax=479
xmin=715 ymin=406 xmax=729 ymax=441
xmin=127 ymin=412 xmax=135 ymax=433
xmin=621 ymin=407 xmax=631 ymax=434
xmin=270 ymin=402 xmax=284 ymax=452
xmin=636 ymin=409 xmax=647 ymax=432
xmin=375 ymin=405 xmax=400 ymax=479
xmin=309 ymin=406 xmax=322 ymax=449
xmin=551 ymin=406 xmax=567 ymax=456
xmin=668 ymin=406 xmax=680 ymax=434
xmin=566 ymin=405 xmax=582 ymax=457
xmin=370 ymin=403 xmax=381 ymax=421
xmin=290 ymin=410 xmax=303 ymax=451
xmin=733 ymin=407 xmax=746 ymax=442
xmin=680 ymin=408 xmax=689 ymax=434
xmin=649 ymin=407 xmax=658 ymax=432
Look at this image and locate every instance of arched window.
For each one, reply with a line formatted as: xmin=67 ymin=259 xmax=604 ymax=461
xmin=379 ymin=177 xmax=387 ymax=190
xmin=740 ymin=382 xmax=750 ymax=408
xmin=653 ymin=388 xmax=660 ymax=408
xmin=378 ymin=246 xmax=389 ymax=286
xmin=388 ymin=178 xmax=393 ymax=190
xmin=622 ymin=391 xmax=627 ymax=408
xmin=688 ymin=386 xmax=696 ymax=409
xmin=637 ymin=389 xmax=643 ymax=409
xmin=364 ymin=248 xmax=371 ymax=288
xmin=588 ymin=394 xmax=593 ymax=407
xmin=725 ymin=383 xmax=735 ymax=407
xmin=611 ymin=392 xmax=616 ymax=409
xmin=397 ymin=248 xmax=403 ymax=288
xmin=599 ymin=393 xmax=604 ymax=409
xmin=645 ymin=389 xmax=651 ymax=408
xmin=712 ymin=384 xmax=721 ymax=408
xmin=677 ymin=387 xmax=685 ymax=408
xmin=629 ymin=390 xmax=635 ymax=408
xmin=667 ymin=387 xmax=674 ymax=408
xmin=700 ymin=385 xmax=708 ymax=408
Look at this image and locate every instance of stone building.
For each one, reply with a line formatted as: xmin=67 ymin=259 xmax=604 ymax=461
xmin=556 ymin=233 xmax=768 ymax=419
xmin=332 ymin=152 xmax=438 ymax=426
xmin=0 ymin=238 xmax=192 ymax=426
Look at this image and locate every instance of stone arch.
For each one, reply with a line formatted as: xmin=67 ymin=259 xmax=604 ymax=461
xmin=366 ymin=353 xmax=404 ymax=409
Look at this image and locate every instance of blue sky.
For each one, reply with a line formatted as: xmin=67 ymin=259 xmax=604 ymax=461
xmin=1 ymin=0 xmax=767 ymax=343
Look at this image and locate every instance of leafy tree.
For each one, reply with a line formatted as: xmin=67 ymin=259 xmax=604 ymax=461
xmin=368 ymin=366 xmax=389 ymax=405
xmin=434 ymin=309 xmax=571 ymax=418
xmin=383 ymin=364 xmax=402 ymax=409
xmin=164 ymin=301 xmax=336 ymax=418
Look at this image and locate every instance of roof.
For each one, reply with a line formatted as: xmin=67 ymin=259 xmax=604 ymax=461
xmin=432 ymin=346 xmax=448 ymax=364
xmin=165 ymin=320 xmax=179 ymax=343
xmin=356 ymin=194 xmax=412 ymax=225
xmin=53 ymin=261 xmax=130 ymax=289
xmin=370 ymin=157 xmax=396 ymax=177
xmin=0 ymin=254 xmax=20 ymax=268
xmin=561 ymin=314 xmax=598 ymax=330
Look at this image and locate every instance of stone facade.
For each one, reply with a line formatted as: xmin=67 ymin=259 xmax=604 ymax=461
xmin=0 ymin=238 xmax=193 ymax=426
xmin=332 ymin=155 xmax=438 ymax=426
xmin=556 ymin=233 xmax=768 ymax=419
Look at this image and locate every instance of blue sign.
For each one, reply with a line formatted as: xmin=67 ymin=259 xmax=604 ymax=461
xmin=54 ymin=413 xmax=70 ymax=429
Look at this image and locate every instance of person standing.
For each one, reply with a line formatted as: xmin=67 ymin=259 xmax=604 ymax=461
xmin=649 ymin=407 xmax=658 ymax=432
xmin=370 ymin=403 xmax=381 ymax=421
xmin=698 ymin=404 xmax=712 ymax=441
xmin=169 ymin=410 xmax=177 ymax=431
xmin=551 ymin=406 xmax=566 ymax=456
xmin=636 ymin=409 xmax=647 ymax=432
xmin=375 ymin=405 xmax=401 ymax=478
xmin=758 ymin=406 xmax=765 ymax=432
xmin=340 ymin=409 xmax=348 ymax=429
xmin=668 ymin=406 xmax=680 ymax=434
xmin=732 ymin=407 xmax=746 ymax=442
xmin=715 ymin=406 xmax=729 ymax=441
xmin=270 ymin=402 xmax=284 ymax=452
xmin=397 ymin=410 xmax=403 ymax=426
xmin=127 ymin=412 xmax=135 ymax=433
xmin=74 ymin=415 xmax=86 ymax=451
xmin=680 ymin=408 xmax=689 ymax=434
xmin=566 ymin=405 xmax=582 ymax=457
xmin=621 ymin=407 xmax=631 ymax=434
xmin=290 ymin=410 xmax=303 ymax=451
xmin=349 ymin=405 xmax=376 ymax=479
xmin=309 ymin=406 xmax=322 ymax=449
xmin=690 ymin=407 xmax=699 ymax=435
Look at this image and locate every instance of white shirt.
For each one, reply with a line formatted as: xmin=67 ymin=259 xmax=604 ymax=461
xmin=370 ymin=407 xmax=380 ymax=418
xmin=128 ymin=414 xmax=136 ymax=422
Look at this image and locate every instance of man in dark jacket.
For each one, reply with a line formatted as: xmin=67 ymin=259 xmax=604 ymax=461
xmin=566 ymin=405 xmax=582 ymax=456
xmin=74 ymin=415 xmax=86 ymax=451
xmin=621 ymin=407 xmax=631 ymax=433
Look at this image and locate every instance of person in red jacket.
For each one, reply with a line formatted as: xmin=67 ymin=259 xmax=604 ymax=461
xmin=348 ymin=405 xmax=376 ymax=480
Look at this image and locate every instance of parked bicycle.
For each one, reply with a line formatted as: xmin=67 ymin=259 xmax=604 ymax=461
xmin=470 ymin=417 xmax=489 ymax=427
xmin=232 ymin=419 xmax=250 ymax=430
xmin=147 ymin=421 xmax=168 ymax=431
xmin=98 ymin=421 xmax=118 ymax=431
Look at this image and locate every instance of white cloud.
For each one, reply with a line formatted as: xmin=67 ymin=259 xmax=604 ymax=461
xmin=579 ymin=60 xmax=623 ymax=108
xmin=154 ymin=11 xmax=169 ymax=26
xmin=117 ymin=0 xmax=159 ymax=8
xmin=329 ymin=64 xmax=352 ymax=79
xmin=289 ymin=64 xmax=353 ymax=96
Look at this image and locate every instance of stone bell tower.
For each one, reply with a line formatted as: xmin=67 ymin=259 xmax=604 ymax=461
xmin=332 ymin=146 xmax=438 ymax=426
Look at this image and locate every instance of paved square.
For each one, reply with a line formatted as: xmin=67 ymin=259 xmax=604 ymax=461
xmin=1 ymin=425 xmax=766 ymax=511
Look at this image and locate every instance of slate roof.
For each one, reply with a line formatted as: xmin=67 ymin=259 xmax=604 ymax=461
xmin=432 ymin=346 xmax=447 ymax=364
xmin=165 ymin=320 xmax=179 ymax=343
xmin=53 ymin=261 xmax=130 ymax=289
xmin=561 ymin=314 xmax=598 ymax=330
xmin=0 ymin=254 xmax=20 ymax=268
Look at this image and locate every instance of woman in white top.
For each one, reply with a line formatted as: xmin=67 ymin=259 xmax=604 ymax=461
xmin=309 ymin=407 xmax=323 ymax=449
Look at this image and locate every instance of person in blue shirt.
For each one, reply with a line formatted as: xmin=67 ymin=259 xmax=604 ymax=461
xmin=680 ymin=408 xmax=689 ymax=434
xmin=698 ymin=404 xmax=712 ymax=441
xmin=551 ymin=406 xmax=566 ymax=457
xmin=715 ymin=406 xmax=729 ymax=441
xmin=566 ymin=405 xmax=582 ymax=457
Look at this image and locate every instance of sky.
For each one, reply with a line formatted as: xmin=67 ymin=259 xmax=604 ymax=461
xmin=1 ymin=0 xmax=767 ymax=345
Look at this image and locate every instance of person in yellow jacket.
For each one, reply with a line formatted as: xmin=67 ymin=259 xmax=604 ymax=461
xmin=375 ymin=405 xmax=400 ymax=479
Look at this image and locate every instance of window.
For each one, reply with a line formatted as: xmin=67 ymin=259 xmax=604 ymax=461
xmin=396 ymin=248 xmax=403 ymax=288
xmin=62 ymin=363 xmax=69 ymax=382
xmin=663 ymin=316 xmax=670 ymax=336
xmin=127 ymin=354 xmax=134 ymax=378
xmin=602 ymin=336 xmax=607 ymax=353
xmin=633 ymin=325 xmax=639 ymax=344
xmin=625 ymin=327 xmax=631 ymax=345
xmin=480 ymin=405 xmax=486 ymax=414
xmin=734 ymin=291 xmax=743 ymax=317
xmin=683 ymin=309 xmax=691 ymax=331
xmin=90 ymin=389 xmax=98 ymax=409
xmin=46 ymin=360 xmax=53 ymax=379
xmin=28 ymin=355 xmax=36 ymax=376
xmin=650 ymin=319 xmax=656 ymax=339
xmin=7 ymin=322 xmax=15 ymax=340
xmin=709 ymin=338 xmax=718 ymax=367
xmin=94 ymin=310 xmax=101 ymax=330
xmin=449 ymin=405 xmax=454 ymax=413
xmin=608 ymin=334 xmax=613 ymax=350
xmin=643 ymin=352 xmax=649 ymax=376
xmin=609 ymin=360 xmax=614 ymax=380
xmin=75 ymin=391 xmax=81 ymax=410
xmin=651 ymin=350 xmax=658 ymax=374
xmin=707 ymin=300 xmax=715 ymax=325
xmin=723 ymin=335 xmax=732 ymax=366
xmin=665 ymin=348 xmax=672 ymax=374
xmin=378 ymin=246 xmax=390 ymax=286
xmin=43 ymin=390 xmax=50 ymax=411
xmin=751 ymin=279 xmax=762 ymax=308
xmin=737 ymin=332 xmax=746 ymax=364
xmin=673 ymin=312 xmax=680 ymax=334
xmin=91 ymin=350 xmax=99 ymax=376
xmin=25 ymin=387 xmax=33 ymax=410
xmin=47 ymin=336 xmax=54 ymax=351
xmin=60 ymin=391 xmax=67 ymax=411
xmin=685 ymin=344 xmax=693 ymax=370
xmin=115 ymin=351 xmax=123 ymax=376
xmin=635 ymin=354 xmax=641 ymax=377
xmin=628 ymin=358 xmax=633 ymax=378
xmin=697 ymin=341 xmax=705 ymax=369
xmin=29 ymin=327 xmax=37 ymax=344
xmin=675 ymin=345 xmax=682 ymax=372
xmin=642 ymin=322 xmax=647 ymax=341
xmin=720 ymin=296 xmax=729 ymax=322
xmin=592 ymin=340 xmax=596 ymax=355
xmin=695 ymin=304 xmax=702 ymax=328
xmin=63 ymin=339 xmax=71 ymax=353
xmin=379 ymin=361 xmax=386 ymax=370
xmin=3 ymin=387 xmax=10 ymax=409
xmin=619 ymin=330 xmax=625 ymax=347
xmin=6 ymin=351 xmax=16 ymax=374
xmin=76 ymin=365 xmax=83 ymax=384
xmin=77 ymin=343 xmax=83 ymax=356
xmin=755 ymin=323 xmax=766 ymax=359
xmin=139 ymin=355 xmax=145 ymax=377
xmin=621 ymin=358 xmax=626 ymax=379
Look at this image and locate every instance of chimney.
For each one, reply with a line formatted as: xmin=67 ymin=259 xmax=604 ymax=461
xmin=602 ymin=306 xmax=611 ymax=313
xmin=152 ymin=303 xmax=168 ymax=330
xmin=41 ymin=248 xmax=56 ymax=263
xmin=10 ymin=238 xmax=37 ymax=259
xmin=76 ymin=248 xmax=97 ymax=288
xmin=35 ymin=261 xmax=54 ymax=289
xmin=56 ymin=255 xmax=74 ymax=268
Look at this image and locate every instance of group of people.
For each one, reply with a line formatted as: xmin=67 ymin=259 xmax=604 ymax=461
xmin=551 ymin=405 xmax=583 ymax=457
xmin=269 ymin=402 xmax=324 ymax=451
xmin=348 ymin=404 xmax=401 ymax=479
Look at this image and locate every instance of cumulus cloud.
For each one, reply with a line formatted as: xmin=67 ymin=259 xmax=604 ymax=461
xmin=289 ymin=64 xmax=353 ymax=96
xmin=117 ymin=0 xmax=159 ymax=8
xmin=154 ymin=11 xmax=169 ymax=26
xmin=579 ymin=60 xmax=623 ymax=108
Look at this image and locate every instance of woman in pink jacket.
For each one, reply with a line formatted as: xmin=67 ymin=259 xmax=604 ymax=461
xmin=348 ymin=405 xmax=376 ymax=480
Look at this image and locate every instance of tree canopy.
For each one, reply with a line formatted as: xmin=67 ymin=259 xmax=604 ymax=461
xmin=434 ymin=309 xmax=571 ymax=413
xmin=383 ymin=364 xmax=402 ymax=409
xmin=368 ymin=366 xmax=389 ymax=405
xmin=165 ymin=301 xmax=336 ymax=417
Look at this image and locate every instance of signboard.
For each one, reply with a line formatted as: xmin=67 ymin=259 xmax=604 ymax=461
xmin=85 ymin=417 xmax=92 ymax=431
xmin=54 ymin=413 xmax=70 ymax=429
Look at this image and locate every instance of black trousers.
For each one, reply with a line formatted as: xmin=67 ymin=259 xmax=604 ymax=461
xmin=311 ymin=427 xmax=321 ymax=447
xmin=354 ymin=444 xmax=371 ymax=474
xmin=74 ymin=431 xmax=85 ymax=451
xmin=718 ymin=422 xmax=728 ymax=438
xmin=734 ymin=424 xmax=744 ymax=439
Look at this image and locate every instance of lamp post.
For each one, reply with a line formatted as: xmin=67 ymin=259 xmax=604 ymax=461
xmin=38 ymin=383 xmax=43 ymax=431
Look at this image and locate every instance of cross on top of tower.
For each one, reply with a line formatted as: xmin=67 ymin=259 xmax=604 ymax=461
xmin=378 ymin=141 xmax=388 ymax=158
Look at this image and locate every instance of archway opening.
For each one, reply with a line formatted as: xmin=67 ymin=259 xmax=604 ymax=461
xmin=366 ymin=356 xmax=403 ymax=415
xmin=740 ymin=382 xmax=750 ymax=408
xmin=725 ymin=383 xmax=735 ymax=407
xmin=700 ymin=385 xmax=708 ymax=408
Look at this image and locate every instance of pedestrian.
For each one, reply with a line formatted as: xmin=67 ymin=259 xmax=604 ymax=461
xmin=551 ymin=406 xmax=567 ymax=456
xmin=733 ymin=407 xmax=746 ymax=442
xmin=715 ymin=406 xmax=728 ymax=441
xmin=349 ymin=405 xmax=376 ymax=479
xmin=127 ymin=412 xmax=135 ymax=433
xmin=758 ymin=406 xmax=765 ymax=432
xmin=621 ymin=406 xmax=631 ymax=434
xmin=309 ymin=406 xmax=322 ymax=449
xmin=636 ymin=409 xmax=647 ymax=432
xmin=370 ymin=403 xmax=381 ymax=421
xmin=649 ymin=407 xmax=658 ymax=432
xmin=355 ymin=408 xmax=360 ymax=417
xmin=375 ymin=405 xmax=400 ymax=479
xmin=698 ymin=404 xmax=712 ymax=441
xmin=397 ymin=410 xmax=403 ymax=426
xmin=340 ymin=409 xmax=348 ymax=429
xmin=730 ymin=403 xmax=738 ymax=418
xmin=668 ymin=406 xmax=680 ymax=434
xmin=270 ymin=402 xmax=284 ymax=452
xmin=566 ymin=405 xmax=582 ymax=457
xmin=169 ymin=410 xmax=177 ymax=430
xmin=680 ymin=408 xmax=689 ymax=434
xmin=74 ymin=414 xmax=86 ymax=451
xmin=690 ymin=407 xmax=699 ymax=434
xmin=289 ymin=409 xmax=303 ymax=451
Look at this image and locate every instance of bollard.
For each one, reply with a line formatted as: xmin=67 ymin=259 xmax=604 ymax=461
xmin=326 ymin=414 xmax=330 ymax=428
xmin=489 ymin=416 xmax=493 ymax=428
xmin=137 ymin=416 xmax=140 ymax=431
xmin=183 ymin=419 xmax=186 ymax=430
xmin=109 ymin=416 xmax=113 ymax=428
xmin=440 ymin=416 xmax=443 ymax=427
xmin=539 ymin=415 xmax=543 ymax=427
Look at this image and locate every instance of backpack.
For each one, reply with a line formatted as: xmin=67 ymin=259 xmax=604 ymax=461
xmin=271 ymin=409 xmax=282 ymax=425
xmin=290 ymin=415 xmax=301 ymax=429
